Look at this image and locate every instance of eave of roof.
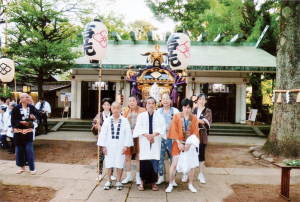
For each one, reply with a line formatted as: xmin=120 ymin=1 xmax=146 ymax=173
xmin=74 ymin=40 xmax=276 ymax=72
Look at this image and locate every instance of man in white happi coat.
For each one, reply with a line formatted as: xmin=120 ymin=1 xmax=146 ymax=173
xmin=35 ymin=98 xmax=51 ymax=135
xmin=133 ymin=97 xmax=165 ymax=191
xmin=97 ymin=102 xmax=133 ymax=191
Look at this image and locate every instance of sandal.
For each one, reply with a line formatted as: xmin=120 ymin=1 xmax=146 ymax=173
xmin=30 ymin=170 xmax=36 ymax=175
xmin=152 ymin=184 xmax=159 ymax=191
xmin=138 ymin=185 xmax=144 ymax=191
xmin=16 ymin=169 xmax=26 ymax=174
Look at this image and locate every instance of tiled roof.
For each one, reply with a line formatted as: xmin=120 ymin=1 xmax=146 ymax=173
xmin=74 ymin=40 xmax=276 ymax=71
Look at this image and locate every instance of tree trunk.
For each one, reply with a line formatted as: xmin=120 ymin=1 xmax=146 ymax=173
xmin=262 ymin=1 xmax=300 ymax=157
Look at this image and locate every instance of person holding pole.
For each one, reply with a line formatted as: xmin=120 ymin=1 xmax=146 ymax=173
xmin=92 ymin=98 xmax=116 ymax=181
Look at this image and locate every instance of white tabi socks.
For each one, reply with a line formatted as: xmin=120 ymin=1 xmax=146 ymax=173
xmin=188 ymin=184 xmax=197 ymax=193
xmin=165 ymin=183 xmax=173 ymax=193
xmin=156 ymin=175 xmax=164 ymax=185
xmin=122 ymin=172 xmax=132 ymax=184
xmin=136 ymin=172 xmax=141 ymax=185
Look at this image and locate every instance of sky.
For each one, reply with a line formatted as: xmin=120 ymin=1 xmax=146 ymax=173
xmin=103 ymin=0 xmax=177 ymax=35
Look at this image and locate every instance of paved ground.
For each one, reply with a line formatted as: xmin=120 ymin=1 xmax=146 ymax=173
xmin=36 ymin=131 xmax=96 ymax=142
xmin=2 ymin=132 xmax=299 ymax=202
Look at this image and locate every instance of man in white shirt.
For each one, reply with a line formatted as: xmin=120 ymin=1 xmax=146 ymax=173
xmin=35 ymin=98 xmax=51 ymax=135
xmin=133 ymin=97 xmax=165 ymax=191
xmin=157 ymin=93 xmax=179 ymax=185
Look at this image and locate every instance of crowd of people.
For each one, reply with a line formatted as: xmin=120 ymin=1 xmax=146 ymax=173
xmin=1 ymin=92 xmax=212 ymax=194
xmin=0 ymin=94 xmax=51 ymax=175
xmin=93 ymin=93 xmax=212 ymax=193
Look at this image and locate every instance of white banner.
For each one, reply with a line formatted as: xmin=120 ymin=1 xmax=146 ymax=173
xmin=248 ymin=109 xmax=258 ymax=121
xmin=61 ymin=92 xmax=72 ymax=101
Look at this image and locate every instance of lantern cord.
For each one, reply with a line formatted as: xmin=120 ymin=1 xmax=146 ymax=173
xmin=5 ymin=0 xmax=8 ymax=57
xmin=3 ymin=83 xmax=6 ymax=96
xmin=97 ymin=60 xmax=102 ymax=186
xmin=13 ymin=54 xmax=16 ymax=100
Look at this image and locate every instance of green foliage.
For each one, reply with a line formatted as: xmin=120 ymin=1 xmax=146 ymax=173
xmin=146 ymin=0 xmax=280 ymax=55
xmin=7 ymin=0 xmax=82 ymax=95
xmin=198 ymin=0 xmax=244 ymax=41
xmin=246 ymin=0 xmax=280 ymax=56
xmin=129 ymin=19 xmax=158 ymax=40
xmin=80 ymin=12 xmax=131 ymax=40
xmin=0 ymin=85 xmax=12 ymax=98
xmin=146 ymin=0 xmax=210 ymax=40
xmin=283 ymin=159 xmax=300 ymax=167
xmin=248 ymin=73 xmax=275 ymax=112
xmin=57 ymin=71 xmax=71 ymax=81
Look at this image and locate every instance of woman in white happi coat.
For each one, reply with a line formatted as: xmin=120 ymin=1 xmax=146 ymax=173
xmin=133 ymin=97 xmax=165 ymax=191
xmin=97 ymin=102 xmax=133 ymax=190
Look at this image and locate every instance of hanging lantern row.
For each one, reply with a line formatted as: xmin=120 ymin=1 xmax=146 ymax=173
xmin=167 ymin=27 xmax=191 ymax=71
xmin=272 ymin=90 xmax=300 ymax=104
xmin=0 ymin=57 xmax=15 ymax=83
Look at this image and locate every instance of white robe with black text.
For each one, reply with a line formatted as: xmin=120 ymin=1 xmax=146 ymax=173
xmin=97 ymin=115 xmax=133 ymax=168
xmin=133 ymin=111 xmax=166 ymax=160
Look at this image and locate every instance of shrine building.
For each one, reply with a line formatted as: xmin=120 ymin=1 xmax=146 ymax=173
xmin=69 ymin=32 xmax=276 ymax=124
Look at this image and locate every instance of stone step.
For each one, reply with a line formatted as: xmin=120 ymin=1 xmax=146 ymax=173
xmin=210 ymin=126 xmax=254 ymax=130
xmin=209 ymin=132 xmax=258 ymax=136
xmin=58 ymin=128 xmax=91 ymax=132
xmin=61 ymin=125 xmax=91 ymax=128
xmin=210 ymin=128 xmax=254 ymax=132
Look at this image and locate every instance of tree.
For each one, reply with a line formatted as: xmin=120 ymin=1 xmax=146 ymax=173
xmin=129 ymin=19 xmax=158 ymax=40
xmin=0 ymin=85 xmax=12 ymax=98
xmin=146 ymin=0 xmax=210 ymax=40
xmin=262 ymin=1 xmax=300 ymax=157
xmin=81 ymin=11 xmax=130 ymax=41
xmin=147 ymin=0 xmax=279 ymax=112
xmin=7 ymin=0 xmax=81 ymax=97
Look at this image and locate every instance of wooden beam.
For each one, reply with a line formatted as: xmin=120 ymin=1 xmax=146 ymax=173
xmin=252 ymin=127 xmax=265 ymax=138
xmin=197 ymin=32 xmax=207 ymax=42
xmin=51 ymin=122 xmax=64 ymax=132
xmin=112 ymin=31 xmax=122 ymax=41
xmin=230 ymin=33 xmax=243 ymax=42
xmin=213 ymin=33 xmax=225 ymax=42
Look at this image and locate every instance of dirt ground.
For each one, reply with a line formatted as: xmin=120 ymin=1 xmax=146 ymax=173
xmin=0 ymin=183 xmax=56 ymax=202
xmin=223 ymin=184 xmax=300 ymax=202
xmin=0 ymin=140 xmax=97 ymax=165
xmin=205 ymin=144 xmax=275 ymax=168
xmin=0 ymin=141 xmax=275 ymax=168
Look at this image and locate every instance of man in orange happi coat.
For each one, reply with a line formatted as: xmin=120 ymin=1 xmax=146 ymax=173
xmin=165 ymin=98 xmax=200 ymax=193
xmin=122 ymin=95 xmax=146 ymax=185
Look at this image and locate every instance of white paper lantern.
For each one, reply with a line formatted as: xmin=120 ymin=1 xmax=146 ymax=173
xmin=167 ymin=32 xmax=191 ymax=70
xmin=83 ymin=19 xmax=108 ymax=62
xmin=0 ymin=57 xmax=15 ymax=82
